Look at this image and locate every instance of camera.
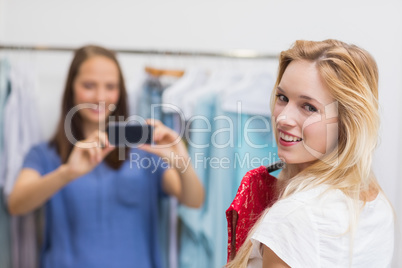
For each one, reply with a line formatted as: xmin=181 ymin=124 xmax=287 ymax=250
xmin=107 ymin=122 xmax=153 ymax=147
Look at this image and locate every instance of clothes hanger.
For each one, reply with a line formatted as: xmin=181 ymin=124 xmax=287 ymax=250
xmin=144 ymin=66 xmax=185 ymax=78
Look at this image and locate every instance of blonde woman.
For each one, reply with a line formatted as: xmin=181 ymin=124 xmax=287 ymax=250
xmin=226 ymin=40 xmax=395 ymax=267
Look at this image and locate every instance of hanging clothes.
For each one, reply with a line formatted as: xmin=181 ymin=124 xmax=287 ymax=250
xmin=0 ymin=59 xmax=12 ymax=181
xmin=139 ymin=74 xmax=165 ymax=121
xmin=179 ymin=90 xmax=217 ymax=268
xmin=136 ymin=69 xmax=182 ymax=268
xmin=0 ymin=58 xmax=12 ymax=268
xmin=126 ymin=71 xmax=147 ymax=117
xmin=2 ymin=61 xmax=42 ymax=268
xmin=178 ymin=71 xmax=242 ymax=268
xmin=161 ymin=68 xmax=208 ymax=117
xmin=179 ymin=70 xmax=279 ymax=268
xmin=220 ymin=70 xmax=273 ymax=117
xmin=203 ymin=94 xmax=238 ymax=268
xmin=180 ymin=70 xmax=242 ymax=121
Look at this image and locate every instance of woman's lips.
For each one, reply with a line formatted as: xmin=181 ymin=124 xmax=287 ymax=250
xmin=278 ymin=130 xmax=302 ymax=147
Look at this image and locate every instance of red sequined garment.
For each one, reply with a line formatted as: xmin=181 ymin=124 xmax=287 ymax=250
xmin=226 ymin=165 xmax=278 ymax=261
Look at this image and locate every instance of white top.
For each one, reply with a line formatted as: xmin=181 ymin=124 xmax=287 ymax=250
xmin=2 ymin=62 xmax=42 ymax=192
xmin=248 ymin=185 xmax=395 ymax=268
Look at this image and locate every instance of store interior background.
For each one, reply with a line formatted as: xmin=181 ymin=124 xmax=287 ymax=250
xmin=1 ymin=0 xmax=401 ymax=266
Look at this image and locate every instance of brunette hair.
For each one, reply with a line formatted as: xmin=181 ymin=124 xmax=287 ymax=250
xmin=50 ymin=45 xmax=128 ymax=169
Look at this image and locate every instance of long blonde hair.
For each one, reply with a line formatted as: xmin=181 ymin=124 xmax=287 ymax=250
xmin=227 ymin=39 xmax=381 ymax=267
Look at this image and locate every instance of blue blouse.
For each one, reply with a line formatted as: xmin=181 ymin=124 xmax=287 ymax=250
xmin=22 ymin=143 xmax=168 ymax=268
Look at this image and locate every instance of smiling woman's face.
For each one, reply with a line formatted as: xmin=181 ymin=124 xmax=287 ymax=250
xmin=273 ymin=60 xmax=339 ymax=169
xmin=73 ymin=55 xmax=120 ymax=126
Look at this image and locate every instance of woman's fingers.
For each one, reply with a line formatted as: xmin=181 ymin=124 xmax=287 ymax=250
xmin=153 ymin=127 xmax=167 ymax=143
xmin=77 ymin=130 xmax=115 ymax=163
xmin=83 ymin=145 xmax=98 ymax=165
xmin=98 ymin=131 xmax=115 ymax=159
xmin=96 ymin=146 xmax=103 ymax=163
xmin=146 ymin=119 xmax=163 ymax=142
xmin=146 ymin=119 xmax=179 ymax=145
xmin=66 ymin=130 xmax=116 ymax=179
xmin=146 ymin=118 xmax=162 ymax=127
xmin=82 ymin=132 xmax=101 ymax=163
xmin=97 ymin=131 xmax=111 ymax=148
xmin=95 ymin=131 xmax=115 ymax=160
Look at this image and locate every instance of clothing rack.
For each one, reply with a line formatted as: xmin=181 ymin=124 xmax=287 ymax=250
xmin=0 ymin=43 xmax=278 ymax=59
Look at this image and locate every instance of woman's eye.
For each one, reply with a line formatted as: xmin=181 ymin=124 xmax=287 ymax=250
xmin=82 ymin=82 xmax=94 ymax=89
xmin=276 ymin=94 xmax=288 ymax=102
xmin=106 ymin=84 xmax=118 ymax=91
xmin=303 ymin=103 xmax=318 ymax=113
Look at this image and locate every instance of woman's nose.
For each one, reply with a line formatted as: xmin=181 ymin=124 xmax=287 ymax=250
xmin=95 ymin=87 xmax=106 ymax=102
xmin=276 ymin=104 xmax=297 ymax=128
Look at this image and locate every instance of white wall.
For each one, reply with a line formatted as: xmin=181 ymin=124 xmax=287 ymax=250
xmin=1 ymin=0 xmax=402 ymax=266
xmin=0 ymin=0 xmax=4 ymax=41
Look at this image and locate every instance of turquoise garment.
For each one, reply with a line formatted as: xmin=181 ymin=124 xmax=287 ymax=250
xmin=179 ymin=94 xmax=279 ymax=268
xmin=22 ymin=143 xmax=168 ymax=268
xmin=203 ymin=96 xmax=235 ymax=268
xmin=228 ymin=112 xmax=280 ymax=192
xmin=179 ymin=92 xmax=216 ymax=268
